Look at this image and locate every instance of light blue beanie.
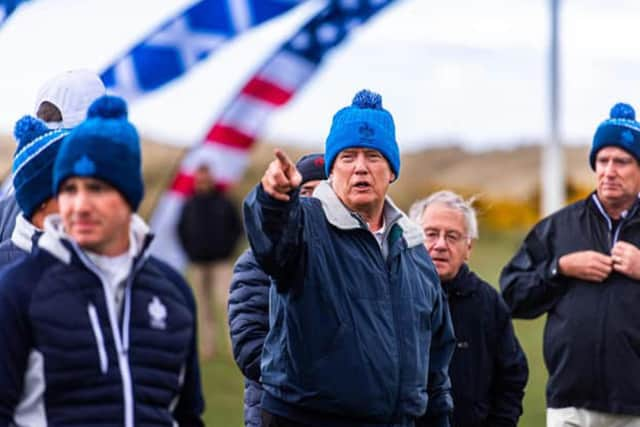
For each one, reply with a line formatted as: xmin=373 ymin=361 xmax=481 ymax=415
xmin=324 ymin=89 xmax=399 ymax=180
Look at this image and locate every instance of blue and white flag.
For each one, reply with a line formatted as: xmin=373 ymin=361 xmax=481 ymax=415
xmin=101 ymin=0 xmax=302 ymax=101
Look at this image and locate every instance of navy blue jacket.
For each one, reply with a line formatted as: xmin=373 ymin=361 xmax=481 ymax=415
xmin=0 ymin=215 xmax=204 ymax=426
xmin=0 ymin=195 xmax=19 ymax=244
xmin=501 ymin=193 xmax=640 ymax=414
xmin=0 ymin=214 xmax=39 ymax=266
xmin=244 ymin=181 xmax=455 ymax=427
xmin=229 ymin=248 xmax=270 ymax=427
xmin=417 ymin=265 xmax=527 ymax=427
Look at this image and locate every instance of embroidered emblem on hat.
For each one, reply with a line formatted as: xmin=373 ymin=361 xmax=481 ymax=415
xmin=148 ymin=296 xmax=167 ymax=330
xmin=73 ymin=155 xmax=97 ymax=176
xmin=359 ymin=122 xmax=375 ymax=139
xmin=313 ymin=156 xmax=324 ymax=167
xmin=622 ymin=130 xmax=634 ymax=145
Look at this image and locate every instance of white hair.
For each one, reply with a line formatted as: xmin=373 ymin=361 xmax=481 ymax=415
xmin=408 ymin=190 xmax=479 ymax=240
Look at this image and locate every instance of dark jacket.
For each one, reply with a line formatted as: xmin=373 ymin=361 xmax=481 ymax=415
xmin=417 ymin=265 xmax=527 ymax=427
xmin=243 ymin=181 xmax=455 ymax=427
xmin=0 ymin=214 xmax=39 ymax=266
xmin=500 ymin=193 xmax=640 ymax=415
xmin=178 ymin=190 xmax=242 ymax=263
xmin=0 ymin=195 xmax=20 ymax=244
xmin=228 ymin=248 xmax=270 ymax=427
xmin=0 ymin=215 xmax=204 ymax=427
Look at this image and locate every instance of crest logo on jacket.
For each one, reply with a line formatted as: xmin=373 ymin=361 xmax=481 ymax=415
xmin=148 ymin=296 xmax=167 ymax=330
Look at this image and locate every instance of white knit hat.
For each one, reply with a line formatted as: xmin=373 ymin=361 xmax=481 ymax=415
xmin=33 ymin=69 xmax=106 ymax=129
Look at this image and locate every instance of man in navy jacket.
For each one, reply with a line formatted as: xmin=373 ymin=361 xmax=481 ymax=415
xmin=0 ymin=95 xmax=204 ymax=427
xmin=501 ymin=102 xmax=640 ymax=426
xmin=410 ymin=191 xmax=528 ymax=427
xmin=229 ymin=153 xmax=327 ymax=427
xmin=244 ymin=89 xmax=455 ymax=427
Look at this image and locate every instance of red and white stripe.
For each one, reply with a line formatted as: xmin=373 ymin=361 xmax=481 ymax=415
xmin=150 ymin=50 xmax=315 ymax=270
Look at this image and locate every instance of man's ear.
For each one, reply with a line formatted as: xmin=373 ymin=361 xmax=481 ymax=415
xmin=465 ymin=239 xmax=474 ymax=261
xmin=389 ymin=172 xmax=396 ymax=183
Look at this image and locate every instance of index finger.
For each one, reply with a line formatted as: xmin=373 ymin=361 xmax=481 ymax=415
xmin=274 ymin=148 xmax=293 ymax=171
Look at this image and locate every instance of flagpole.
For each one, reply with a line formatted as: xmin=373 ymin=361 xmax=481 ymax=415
xmin=541 ymin=0 xmax=564 ymax=216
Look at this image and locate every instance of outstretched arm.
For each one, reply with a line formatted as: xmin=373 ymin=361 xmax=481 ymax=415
xmin=243 ymin=149 xmax=306 ymax=289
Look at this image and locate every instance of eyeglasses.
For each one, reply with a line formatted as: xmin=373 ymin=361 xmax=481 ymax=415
xmin=424 ymin=229 xmax=468 ymax=246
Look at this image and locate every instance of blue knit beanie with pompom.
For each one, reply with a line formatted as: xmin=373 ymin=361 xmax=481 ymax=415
xmin=590 ymin=102 xmax=640 ymax=170
xmin=53 ymin=95 xmax=144 ymax=210
xmin=324 ymin=89 xmax=399 ymax=180
xmin=12 ymin=116 xmax=69 ymax=219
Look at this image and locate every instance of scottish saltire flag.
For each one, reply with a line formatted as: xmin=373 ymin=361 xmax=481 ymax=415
xmin=150 ymin=0 xmax=398 ymax=270
xmin=101 ymin=0 xmax=302 ymax=101
xmin=0 ymin=0 xmax=25 ymax=25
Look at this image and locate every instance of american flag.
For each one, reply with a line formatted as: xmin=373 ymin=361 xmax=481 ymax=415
xmin=149 ymin=0 xmax=398 ymax=270
xmin=101 ymin=0 xmax=302 ymax=101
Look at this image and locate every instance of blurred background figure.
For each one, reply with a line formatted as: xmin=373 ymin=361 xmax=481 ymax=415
xmin=410 ymin=190 xmax=528 ymax=427
xmin=178 ymin=163 xmax=242 ymax=359
xmin=0 ymin=69 xmax=105 ymax=244
xmin=228 ymin=152 xmax=326 ymax=427
xmin=0 ymin=116 xmax=68 ymax=263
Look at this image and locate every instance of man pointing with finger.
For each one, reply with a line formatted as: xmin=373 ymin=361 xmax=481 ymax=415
xmin=244 ymin=89 xmax=455 ymax=427
xmin=501 ymin=102 xmax=640 ymax=426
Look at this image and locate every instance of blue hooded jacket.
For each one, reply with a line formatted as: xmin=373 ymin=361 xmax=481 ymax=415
xmin=243 ymin=181 xmax=455 ymax=426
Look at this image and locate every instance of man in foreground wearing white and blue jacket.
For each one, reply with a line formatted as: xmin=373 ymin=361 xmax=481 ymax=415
xmin=244 ymin=89 xmax=456 ymax=427
xmin=0 ymin=95 xmax=204 ymax=426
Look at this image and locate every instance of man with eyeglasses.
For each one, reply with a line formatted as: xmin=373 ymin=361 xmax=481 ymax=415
xmin=410 ymin=190 xmax=528 ymax=427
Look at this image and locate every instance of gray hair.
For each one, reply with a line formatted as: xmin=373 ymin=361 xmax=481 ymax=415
xmin=408 ymin=190 xmax=479 ymax=240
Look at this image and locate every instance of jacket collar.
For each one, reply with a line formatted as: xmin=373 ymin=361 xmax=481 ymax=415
xmin=589 ymin=191 xmax=640 ymax=223
xmin=38 ymin=213 xmax=152 ymax=264
xmin=442 ymin=263 xmax=476 ymax=297
xmin=313 ymin=180 xmax=424 ymax=248
xmin=10 ymin=214 xmax=40 ymax=253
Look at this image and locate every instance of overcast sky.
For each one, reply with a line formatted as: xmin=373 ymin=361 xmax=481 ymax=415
xmin=1 ymin=0 xmax=640 ymax=152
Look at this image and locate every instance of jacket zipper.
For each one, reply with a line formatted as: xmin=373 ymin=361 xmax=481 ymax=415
xmin=88 ymin=303 xmax=108 ymax=374
xmin=365 ymin=221 xmax=404 ymax=421
xmin=75 ymin=245 xmax=139 ymax=427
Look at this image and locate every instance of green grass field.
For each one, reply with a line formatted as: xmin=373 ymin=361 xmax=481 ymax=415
xmin=199 ymin=229 xmax=548 ymax=426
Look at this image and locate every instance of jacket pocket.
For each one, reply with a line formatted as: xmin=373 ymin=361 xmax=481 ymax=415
xmin=88 ymin=303 xmax=108 ymax=374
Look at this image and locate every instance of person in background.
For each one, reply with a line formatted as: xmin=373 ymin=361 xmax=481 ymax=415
xmin=410 ymin=190 xmax=528 ymax=427
xmin=0 ymin=69 xmax=105 ymax=244
xmin=501 ymin=102 xmax=640 ymax=427
xmin=228 ymin=153 xmax=327 ymax=427
xmin=178 ymin=162 xmax=243 ymax=359
xmin=0 ymin=95 xmax=204 ymax=426
xmin=244 ymin=89 xmax=455 ymax=427
xmin=0 ymin=116 xmax=69 ymax=263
